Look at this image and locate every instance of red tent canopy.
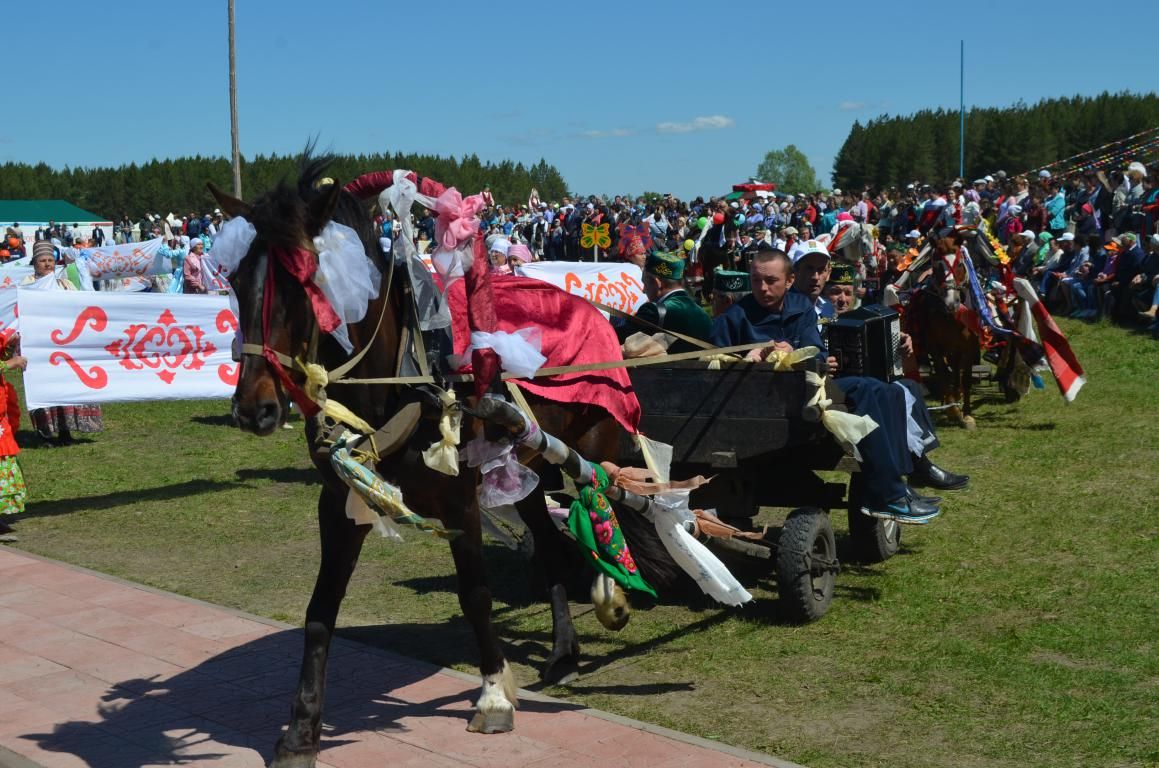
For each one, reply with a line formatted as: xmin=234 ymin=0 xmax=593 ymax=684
xmin=731 ymin=182 xmax=777 ymax=194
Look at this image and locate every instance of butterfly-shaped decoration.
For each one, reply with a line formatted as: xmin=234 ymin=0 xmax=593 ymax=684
xmin=580 ymin=223 xmax=611 ymax=250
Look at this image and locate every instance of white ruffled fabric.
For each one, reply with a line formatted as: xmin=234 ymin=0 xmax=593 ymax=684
xmin=209 ymin=216 xmax=257 ymax=276
xmin=462 ymin=436 xmax=539 ymax=509
xmin=633 ymin=433 xmax=752 ymax=607
xmin=313 ymin=221 xmax=382 ymax=355
xmin=381 ymin=169 xmax=451 ymax=331
xmin=450 ymin=328 xmax=546 ymax=379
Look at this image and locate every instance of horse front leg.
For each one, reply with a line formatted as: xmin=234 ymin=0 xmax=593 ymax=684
xmin=448 ymin=507 xmax=517 ymax=733
xmin=271 ymin=488 xmax=369 ymax=768
xmin=959 ymin=336 xmax=977 ymax=430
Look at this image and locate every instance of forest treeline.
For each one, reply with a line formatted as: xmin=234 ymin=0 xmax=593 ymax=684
xmin=0 ymin=151 xmax=568 ymax=218
xmin=832 ymin=91 xmax=1159 ymax=190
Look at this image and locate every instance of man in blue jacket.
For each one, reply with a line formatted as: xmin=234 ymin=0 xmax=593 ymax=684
xmin=710 ymin=247 xmax=941 ymax=524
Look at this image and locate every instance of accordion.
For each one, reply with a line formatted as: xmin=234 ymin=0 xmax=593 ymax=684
xmin=823 ymin=304 xmax=904 ymax=381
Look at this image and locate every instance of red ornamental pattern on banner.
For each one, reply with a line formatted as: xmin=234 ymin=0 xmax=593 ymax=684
xmin=215 ymin=309 xmax=239 ymax=386
xmin=46 ymin=304 xmax=239 ymax=390
xmin=86 ymin=245 xmax=157 ymax=279
xmin=20 ymin=290 xmax=239 ymax=409
xmin=104 ymin=309 xmax=218 ymax=385
xmin=49 ymin=307 xmax=109 ymax=389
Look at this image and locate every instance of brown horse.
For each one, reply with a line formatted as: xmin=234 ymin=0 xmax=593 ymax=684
xmin=909 ymin=235 xmax=980 ymax=429
xmin=209 ymin=156 xmax=668 ymax=766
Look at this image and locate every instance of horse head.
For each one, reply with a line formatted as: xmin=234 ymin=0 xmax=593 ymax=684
xmin=208 ymin=162 xmax=356 ymax=436
xmin=930 ymin=235 xmax=969 ymax=314
xmin=829 ymin=220 xmax=875 ymax=266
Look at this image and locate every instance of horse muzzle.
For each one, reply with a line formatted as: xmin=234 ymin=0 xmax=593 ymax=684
xmin=233 ymin=395 xmax=283 ymax=436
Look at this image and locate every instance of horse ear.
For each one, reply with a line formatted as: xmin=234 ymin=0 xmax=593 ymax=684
xmin=207 ymin=183 xmax=253 ymax=219
xmin=306 ymin=183 xmax=341 ymax=237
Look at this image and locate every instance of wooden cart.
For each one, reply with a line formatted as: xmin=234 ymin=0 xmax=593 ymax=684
xmin=619 ymin=360 xmax=901 ymax=621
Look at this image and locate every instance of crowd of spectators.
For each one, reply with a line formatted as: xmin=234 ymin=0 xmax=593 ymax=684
xmin=3 ymin=158 xmax=1156 ymax=330
xmin=383 ymin=159 xmax=1158 ymax=334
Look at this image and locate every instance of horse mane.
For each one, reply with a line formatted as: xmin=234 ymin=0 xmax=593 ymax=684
xmin=248 ymin=148 xmax=379 ymax=269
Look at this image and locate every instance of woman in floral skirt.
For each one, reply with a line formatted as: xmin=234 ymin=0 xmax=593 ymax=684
xmin=20 ymin=241 xmax=103 ymax=446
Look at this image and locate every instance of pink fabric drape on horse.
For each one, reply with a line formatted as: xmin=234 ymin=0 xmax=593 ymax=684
xmin=447 ymin=276 xmax=642 ymax=434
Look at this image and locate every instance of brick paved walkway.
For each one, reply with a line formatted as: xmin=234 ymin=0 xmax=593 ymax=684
xmin=0 ymin=547 xmax=801 ymax=768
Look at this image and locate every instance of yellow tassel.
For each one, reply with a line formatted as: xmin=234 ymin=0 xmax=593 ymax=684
xmin=301 ymin=360 xmax=376 ymax=436
xmin=421 ymin=388 xmax=461 ymax=476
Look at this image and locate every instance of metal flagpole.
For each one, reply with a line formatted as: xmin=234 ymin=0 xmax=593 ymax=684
xmin=959 ymin=40 xmax=965 ymax=179
xmin=229 ymin=0 xmax=242 ymax=198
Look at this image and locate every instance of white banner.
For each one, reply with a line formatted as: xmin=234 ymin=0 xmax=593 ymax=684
xmin=515 ymin=261 xmax=646 ymax=315
xmin=0 ymin=267 xmax=34 ymax=287
xmin=19 ymin=289 xmax=238 ymax=409
xmin=0 ymin=289 xmax=15 ymax=335
xmin=74 ymin=237 xmax=167 ymax=280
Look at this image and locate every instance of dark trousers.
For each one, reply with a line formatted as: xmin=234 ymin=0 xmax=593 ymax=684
xmin=895 ymin=378 xmax=939 ymax=455
xmin=836 ymin=376 xmax=913 ymax=506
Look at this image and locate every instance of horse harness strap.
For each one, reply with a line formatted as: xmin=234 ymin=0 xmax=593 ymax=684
xmin=330 ymin=339 xmax=804 ymax=385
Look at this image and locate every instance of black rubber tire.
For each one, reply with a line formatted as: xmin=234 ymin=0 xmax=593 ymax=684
xmin=776 ymin=507 xmax=837 ymax=623
xmin=845 ymin=473 xmax=901 ymax=564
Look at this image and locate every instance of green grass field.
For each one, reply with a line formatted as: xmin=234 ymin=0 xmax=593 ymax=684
xmin=5 ymin=319 xmax=1157 ymax=768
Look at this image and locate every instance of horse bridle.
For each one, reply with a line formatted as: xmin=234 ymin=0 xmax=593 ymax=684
xmin=236 ymin=227 xmax=398 ymax=417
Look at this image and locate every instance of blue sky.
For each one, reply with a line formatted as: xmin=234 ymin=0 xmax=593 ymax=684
xmin=5 ymin=0 xmax=1157 ymax=200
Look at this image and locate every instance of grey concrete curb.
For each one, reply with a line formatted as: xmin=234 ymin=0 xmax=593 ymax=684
xmin=0 ymin=744 xmax=42 ymax=768
xmin=4 ymin=546 xmax=808 ymax=768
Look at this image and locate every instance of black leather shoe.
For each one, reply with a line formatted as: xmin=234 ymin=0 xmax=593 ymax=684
xmin=904 ymin=486 xmax=941 ymax=505
xmin=911 ymin=456 xmax=969 ymax=490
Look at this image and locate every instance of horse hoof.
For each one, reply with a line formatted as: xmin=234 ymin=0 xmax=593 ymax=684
xmin=962 ymin=416 xmax=977 ymax=430
xmin=541 ymin=655 xmax=580 ymax=686
xmin=268 ymin=751 xmax=317 ymax=768
xmin=467 ymin=708 xmax=515 ymax=734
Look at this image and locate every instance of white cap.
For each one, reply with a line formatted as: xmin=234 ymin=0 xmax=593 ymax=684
xmin=1127 ymin=161 xmax=1148 ymax=177
xmin=729 ymin=201 xmax=739 ymax=209
xmin=1038 ymin=169 xmax=1052 ymax=179
xmin=489 ymin=238 xmax=511 ymax=256
xmin=906 ymin=183 xmax=916 ymax=189
xmin=1018 ymin=230 xmax=1036 ymax=241
xmin=973 ymin=178 xmax=987 ymax=185
xmin=832 ymin=188 xmax=842 ymax=196
xmin=1057 ymin=232 xmax=1075 ymax=242
xmin=951 ymin=180 xmax=962 ymax=188
xmin=1149 ymin=233 xmax=1159 ymax=246
xmin=790 ymin=237 xmax=832 ymax=265
xmin=905 ymin=230 xmax=921 ymax=239
xmin=984 ymin=175 xmax=994 ymax=182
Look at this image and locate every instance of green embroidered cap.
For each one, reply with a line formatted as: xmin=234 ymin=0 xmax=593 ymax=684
xmin=828 ymin=262 xmax=857 ymax=286
xmin=713 ymin=269 xmax=749 ymax=292
xmin=644 ymin=250 xmax=685 ymax=281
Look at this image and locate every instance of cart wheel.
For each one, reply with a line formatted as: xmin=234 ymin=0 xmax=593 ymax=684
xmin=776 ymin=507 xmax=837 ymax=623
xmin=845 ymin=473 xmax=900 ymax=563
